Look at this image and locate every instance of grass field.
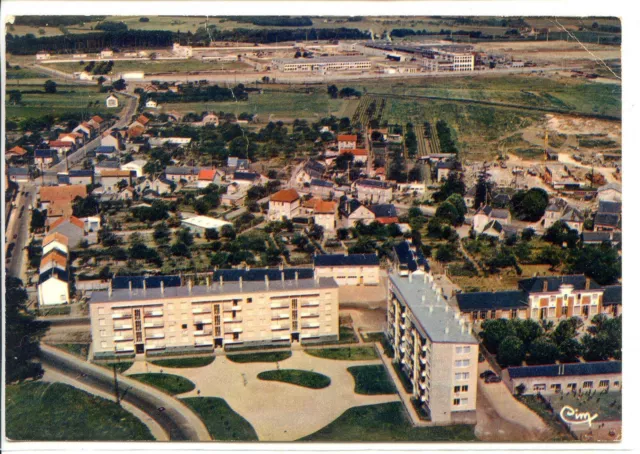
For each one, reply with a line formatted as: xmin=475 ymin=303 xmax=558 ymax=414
xmin=6 ymin=381 xmax=153 ymax=441
xmin=129 ymin=373 xmax=196 ymax=395
xmin=182 ymin=397 xmax=258 ymax=441
xmin=548 ymin=391 xmax=622 ymax=422
xmin=6 ymin=85 xmax=121 ymax=121
xmin=516 ymin=395 xmax=575 ymax=441
xmin=257 ymin=369 xmax=331 ymax=389
xmin=347 ymin=365 xmax=397 ymax=395
xmin=226 ymin=351 xmax=292 ymax=363
xmin=45 ymin=59 xmax=251 ymax=75
xmin=104 ymin=361 xmax=134 ymax=373
xmin=151 ymin=356 xmax=215 ymax=368
xmin=7 ymin=66 xmax=50 ymax=79
xmin=54 ymin=343 xmax=90 ymax=359
xmin=300 ymin=402 xmax=477 ymax=441
xmin=305 ymin=346 xmax=379 ymax=361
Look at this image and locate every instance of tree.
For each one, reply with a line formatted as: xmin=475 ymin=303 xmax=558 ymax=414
xmin=6 ymin=277 xmax=50 ymax=383
xmin=480 ymin=319 xmax=516 ymax=353
xmin=521 ymin=228 xmax=536 ymax=242
xmin=433 ymin=171 xmax=465 ymax=202
xmin=565 ymin=244 xmax=621 ymax=285
xmin=8 ymin=90 xmax=22 ymax=104
xmin=527 ymin=338 xmax=559 ymax=365
xmin=435 ymin=243 xmax=457 ymax=262
xmin=474 ymin=167 xmax=491 ymax=209
xmin=112 ymin=78 xmax=127 ymax=91
xmin=44 ymin=79 xmax=57 ymax=94
xmin=543 ymin=221 xmax=579 ymax=248
xmin=513 ymin=319 xmax=543 ymax=347
xmin=435 ymin=201 xmax=461 ymax=226
xmin=537 ymin=245 xmax=563 ymax=270
xmin=205 ymin=228 xmax=219 ymax=241
xmin=553 ymin=319 xmax=578 ymax=345
xmin=72 ymin=195 xmax=100 ymax=217
xmin=221 ymin=225 xmax=236 ymax=240
xmin=558 ymin=338 xmax=583 ymax=363
xmin=497 ymin=336 xmax=525 ymax=367
xmin=96 ymin=76 xmax=106 ymax=85
xmin=327 ymin=84 xmax=338 ymax=99
xmin=30 ymin=209 xmax=46 ymax=232
xmin=176 ymin=228 xmax=194 ymax=247
xmin=510 ymin=188 xmax=549 ymax=221
xmin=153 ymin=222 xmax=170 ymax=245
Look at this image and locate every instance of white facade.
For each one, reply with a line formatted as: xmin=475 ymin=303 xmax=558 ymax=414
xmin=38 ymin=276 xmax=70 ymax=306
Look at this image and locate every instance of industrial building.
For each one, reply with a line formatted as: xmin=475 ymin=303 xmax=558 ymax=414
xmin=271 ymin=56 xmax=371 ymax=72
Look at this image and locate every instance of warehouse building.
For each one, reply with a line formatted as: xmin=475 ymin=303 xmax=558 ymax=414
xmin=271 ymin=56 xmax=371 ymax=72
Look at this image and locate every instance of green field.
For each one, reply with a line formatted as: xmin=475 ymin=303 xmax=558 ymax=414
xmin=129 ymin=373 xmax=196 ymax=395
xmin=54 ymin=343 xmax=90 ymax=359
xmin=6 ymin=381 xmax=153 ymax=441
xmin=151 ymin=356 xmax=215 ymax=368
xmin=226 ymin=351 xmax=292 ymax=363
xmin=257 ymin=369 xmax=331 ymax=389
xmin=45 ymin=59 xmax=251 ymax=76
xmin=548 ymin=391 xmax=622 ymax=422
xmin=104 ymin=361 xmax=134 ymax=373
xmin=7 ymin=66 xmax=50 ymax=79
xmin=347 ymin=365 xmax=397 ymax=395
xmin=6 ymin=85 xmax=122 ymax=121
xmin=182 ymin=397 xmax=258 ymax=441
xmin=300 ymin=402 xmax=477 ymax=442
xmin=305 ymin=346 xmax=379 ymax=361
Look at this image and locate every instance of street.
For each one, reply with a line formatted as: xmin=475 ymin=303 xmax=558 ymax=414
xmin=6 ymin=184 xmax=36 ymax=281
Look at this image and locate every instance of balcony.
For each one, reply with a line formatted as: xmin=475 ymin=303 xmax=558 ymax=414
xmin=270 ymin=303 xmax=289 ymax=310
xmin=420 ymin=356 xmax=427 ymax=365
xmin=145 ymin=332 xmax=165 ymax=340
xmin=271 ymin=314 xmax=289 ymax=321
xmin=114 ymin=324 xmax=132 ymax=331
xmin=144 ymin=310 xmax=163 ymax=317
xmin=194 ymin=330 xmax=213 ymax=336
xmin=194 ymin=318 xmax=212 ymax=325
xmin=224 ymin=318 xmax=243 ymax=323
xmin=301 ymin=301 xmax=320 ymax=308
xmin=144 ymin=322 xmax=164 ymax=328
xmin=419 ymin=381 xmax=427 ymax=390
xmin=301 ymin=323 xmax=320 ymax=329
xmin=146 ymin=344 xmax=166 ymax=350
xmin=271 ymin=325 xmax=290 ymax=331
xmin=112 ymin=313 xmax=132 ymax=320
xmin=114 ymin=335 xmax=133 ymax=342
xmin=223 ymin=304 xmax=242 ymax=312
xmin=300 ymin=313 xmax=319 ymax=319
xmin=115 ymin=346 xmax=134 ymax=353
xmin=192 ymin=307 xmax=212 ymax=314
xmin=225 ymin=327 xmax=243 ymax=334
xmin=195 ymin=340 xmax=214 ymax=347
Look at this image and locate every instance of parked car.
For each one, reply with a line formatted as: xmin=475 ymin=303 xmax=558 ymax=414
xmin=485 ymin=375 xmax=502 ymax=384
xmin=479 ymin=370 xmax=495 ymax=379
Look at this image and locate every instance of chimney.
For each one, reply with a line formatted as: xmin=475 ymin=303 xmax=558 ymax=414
xmin=206 ymin=276 xmax=210 ymax=289
xmin=161 ymin=281 xmax=165 ymax=296
xmin=129 ymin=281 xmax=132 ymax=295
xmin=265 ymin=275 xmax=270 ymax=290
xmin=108 ymin=280 xmax=113 ymax=297
xmin=220 ymin=275 xmax=224 ymax=287
xmin=143 ymin=278 xmax=147 ymax=293
xmin=585 ymin=278 xmax=590 ymax=290
xmin=543 ymin=280 xmax=548 ymax=292
xmin=409 ymin=273 xmax=413 ymax=283
xmin=188 ymin=279 xmax=192 ymax=295
xmin=445 ymin=325 xmax=450 ymax=334
xmin=239 ymin=276 xmax=243 ymax=290
xmin=295 ymin=271 xmax=299 ymax=282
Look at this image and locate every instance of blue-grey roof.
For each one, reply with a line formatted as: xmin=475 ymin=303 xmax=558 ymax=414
xmin=165 ymin=166 xmax=199 ymax=175
xmin=455 ymin=290 xmax=528 ymax=312
xmin=339 ymin=198 xmax=364 ymax=217
xmin=213 ymin=268 xmax=314 ymax=282
xmin=69 ymin=170 xmax=94 ymax=177
xmin=394 ymin=240 xmax=429 ymax=272
xmin=304 ymin=160 xmax=326 ymax=178
xmin=96 ymin=160 xmax=121 ymax=169
xmin=369 ymin=204 xmax=397 ymax=218
xmin=356 ymin=178 xmax=391 ymax=189
xmin=603 ymin=285 xmax=621 ymax=306
xmin=39 ymin=268 xmax=69 ymax=284
xmin=95 ymin=146 xmax=117 ymax=154
xmin=233 ymin=171 xmax=261 ymax=181
xmin=35 ymin=149 xmax=56 ymax=158
xmin=594 ymin=213 xmax=620 ymax=228
xmin=598 ymin=201 xmax=622 ymax=214
xmin=314 ymin=254 xmax=379 ymax=267
xmin=508 ymin=361 xmax=621 ymax=379
xmin=436 ymin=160 xmax=457 ymax=170
xmin=8 ymin=167 xmax=29 ymax=176
xmin=112 ymin=275 xmax=182 ymax=290
xmin=310 ymin=179 xmax=334 ymax=188
xmin=518 ymin=275 xmax=602 ymax=293
xmin=57 ymin=175 xmax=70 ymax=185
xmin=582 ymin=231 xmax=613 ymax=243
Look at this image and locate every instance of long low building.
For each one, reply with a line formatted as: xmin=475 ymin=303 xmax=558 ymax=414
xmin=271 ymin=56 xmax=371 ymax=72
xmin=181 ymin=215 xmax=233 ymax=234
xmin=89 ymin=273 xmax=339 ymax=358
xmin=313 ymin=253 xmax=380 ymax=286
xmin=505 ymin=361 xmax=622 ymax=396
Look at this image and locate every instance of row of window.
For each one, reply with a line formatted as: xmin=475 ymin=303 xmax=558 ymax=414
xmin=455 ymin=359 xmax=470 ymax=368
xmin=455 ymin=346 xmax=471 ymax=354
xmin=453 ymin=398 xmax=469 ymax=406
xmin=533 ymin=380 xmax=619 ymax=392
xmin=455 ymin=372 xmax=470 ymax=381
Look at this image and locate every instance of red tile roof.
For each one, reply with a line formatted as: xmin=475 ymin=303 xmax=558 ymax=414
xmin=48 ymin=141 xmax=72 ymax=148
xmin=40 ymin=185 xmax=87 ymax=218
xmin=270 ymin=188 xmax=300 ymax=203
xmin=136 ymin=115 xmax=150 ymax=125
xmin=312 ymin=200 xmax=337 ymax=214
xmin=43 ymin=232 xmax=69 ymax=247
xmin=40 ymin=250 xmax=68 ymax=269
xmin=49 ymin=215 xmax=85 ymax=231
xmin=198 ymin=169 xmax=217 ymax=181
xmin=101 ymin=170 xmax=132 ymax=178
xmin=341 ymin=148 xmax=368 ymax=156
xmin=338 ymin=134 xmax=357 ymax=142
xmin=8 ymin=146 xmax=28 ymax=156
xmin=91 ymin=115 xmax=104 ymax=123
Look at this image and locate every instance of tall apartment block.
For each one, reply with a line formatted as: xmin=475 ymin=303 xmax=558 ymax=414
xmin=387 ymin=271 xmax=479 ymax=424
xmin=89 ymin=271 xmax=339 ymax=359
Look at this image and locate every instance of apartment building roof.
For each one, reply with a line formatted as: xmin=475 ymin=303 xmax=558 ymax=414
xmin=40 ymin=185 xmax=87 ymax=203
xmin=8 ymin=167 xmax=29 ymax=176
xmin=369 ymin=204 xmax=397 ymax=219
xmin=311 ymin=200 xmax=336 ymax=214
xmin=603 ymin=285 xmax=622 ymax=306
xmin=508 ymin=361 xmax=621 ymax=379
xmin=274 ymin=56 xmax=369 ymax=65
xmin=389 ymin=272 xmax=477 ymax=344
xmin=455 ymin=290 xmax=528 ymax=312
xmin=112 ymin=275 xmax=182 ymax=290
xmin=338 ymin=134 xmax=358 ymax=142
xmin=49 ymin=216 xmax=85 ymax=231
xmin=394 ymin=240 xmax=429 ymax=272
xmin=233 ymin=171 xmax=261 ymax=182
xmin=213 ymin=268 xmax=314 ymax=282
xmin=597 ymin=182 xmax=621 ymax=194
xmin=166 ymin=166 xmax=200 ymax=176
xmin=89 ymin=276 xmax=337 ymax=304
xmin=355 ymin=179 xmax=391 ymax=189
xmin=314 ymin=254 xmax=379 ymax=267
xmin=518 ymin=275 xmax=602 ymax=293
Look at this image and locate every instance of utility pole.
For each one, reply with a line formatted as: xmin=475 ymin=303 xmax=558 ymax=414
xmin=113 ymin=364 xmax=121 ymax=405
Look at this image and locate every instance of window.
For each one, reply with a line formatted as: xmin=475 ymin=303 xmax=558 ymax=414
xmin=480 ymin=311 xmax=487 ymax=320
xmin=562 ymin=306 xmax=568 ymax=316
xmin=182 ymin=324 xmax=187 ymax=329
xmin=455 ymin=372 xmax=470 ymax=381
xmin=613 ymin=381 xmax=620 ymax=387
xmin=460 ymin=398 xmax=468 ymax=406
xmin=98 ymin=307 xmax=105 ymax=315
xmin=490 ymin=310 xmax=497 ymax=319
xmin=533 ymin=384 xmax=546 ymax=391
xmin=101 ymin=341 xmax=107 ymax=348
xmin=551 ymin=384 xmax=561 ymax=393
xmin=247 ymin=298 xmax=252 ymax=303
xmin=100 ymin=330 xmax=106 ymax=337
xmin=472 ymin=311 xmax=478 ymax=320
xmin=568 ymin=383 xmax=577 ymax=390
xmin=583 ymin=381 xmax=594 ymax=389
xmin=233 ymin=333 xmax=240 ymax=340
xmin=455 ymin=360 xmax=470 ymax=368
xmin=456 ymin=346 xmax=471 ymax=354
xmin=511 ymin=309 xmax=518 ymax=319
xmin=453 ymin=398 xmax=461 ymax=406
xmin=454 ymin=385 xmax=469 ymax=393
xmin=195 ymin=323 xmax=203 ymax=331
xmin=99 ymin=319 xmax=106 ymax=326
xmin=599 ymin=380 xmax=610 ymax=388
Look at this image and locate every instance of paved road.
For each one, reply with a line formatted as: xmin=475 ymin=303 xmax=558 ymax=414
xmin=40 ymin=344 xmax=211 ymax=441
xmin=6 ymin=184 xmax=36 ymax=280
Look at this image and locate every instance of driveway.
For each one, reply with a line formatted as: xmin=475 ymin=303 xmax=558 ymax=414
xmin=126 ymin=350 xmax=399 ymax=441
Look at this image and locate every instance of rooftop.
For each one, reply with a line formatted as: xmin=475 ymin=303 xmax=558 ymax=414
xmin=394 ymin=240 xmax=429 ymax=272
xmin=181 ymin=215 xmax=232 ymax=230
xmin=314 ymin=254 xmax=379 ymax=267
xmin=455 ymin=290 xmax=528 ymax=312
xmin=355 ymin=179 xmax=391 ymax=189
xmin=310 ymin=179 xmax=334 ymax=188
xmin=389 ymin=272 xmax=477 ymax=344
xmin=274 ymin=56 xmax=370 ymax=65
xmin=89 ymin=276 xmax=338 ymax=304
xmin=213 ymin=268 xmax=314 ymax=282
xmin=508 ymin=361 xmax=621 ymax=379
xmin=603 ymin=285 xmax=622 ymax=306
xmin=518 ymin=275 xmax=602 ymax=294
xmin=112 ymin=275 xmax=182 ymax=290
xmin=270 ymin=188 xmax=300 ymax=203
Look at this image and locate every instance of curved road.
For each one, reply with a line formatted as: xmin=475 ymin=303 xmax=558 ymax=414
xmin=40 ymin=344 xmax=211 ymax=441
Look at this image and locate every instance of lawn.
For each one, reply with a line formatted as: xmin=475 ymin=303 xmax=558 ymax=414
xmin=305 ymin=346 xmax=379 ymax=361
xmin=104 ymin=361 xmax=134 ymax=373
xmin=54 ymin=343 xmax=90 ymax=359
xmin=6 ymin=381 xmax=153 ymax=441
xmin=151 ymin=356 xmax=215 ymax=368
xmin=129 ymin=373 xmax=196 ymax=395
xmin=226 ymin=351 xmax=292 ymax=363
xmin=547 ymin=391 xmax=622 ymax=422
xmin=257 ymin=369 xmax=331 ymax=389
xmin=7 ymin=66 xmax=50 ymax=79
xmin=182 ymin=397 xmax=258 ymax=441
xmin=347 ymin=365 xmax=397 ymax=395
xmin=517 ymin=395 xmax=575 ymax=441
xmin=300 ymin=402 xmax=477 ymax=441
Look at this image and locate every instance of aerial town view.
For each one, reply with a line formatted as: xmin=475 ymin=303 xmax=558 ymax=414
xmin=3 ymin=14 xmax=622 ymax=445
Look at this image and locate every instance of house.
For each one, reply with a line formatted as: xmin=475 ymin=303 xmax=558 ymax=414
xmin=221 ymin=184 xmax=249 ymax=207
xmin=101 ymin=131 xmax=123 ymax=150
xmin=464 ymin=185 xmax=476 ymax=209
xmin=543 ymin=198 xmax=568 ymax=227
xmin=559 ymin=206 xmax=585 ymax=233
xmin=100 ymin=49 xmax=114 ymax=58
xmin=148 ymin=137 xmax=192 ymax=148
xmin=434 ymin=160 xmax=457 ymax=182
xmin=58 ymin=132 xmax=85 ymax=146
xmin=309 ymin=199 xmax=337 ymax=235
xmin=36 ymin=51 xmax=51 ymax=60
xmin=94 ymin=159 xmax=122 ymax=174
xmin=42 ymin=232 xmax=69 ymax=256
xmin=58 ymin=170 xmax=94 ymax=186
xmin=197 ymin=168 xmax=224 ymax=188
xmin=232 ymin=171 xmax=264 ymax=186
xmin=340 ymin=148 xmax=368 ymax=164
xmin=479 ymin=219 xmax=507 ymax=239
xmin=505 ymin=362 xmax=621 ymax=396
xmin=88 ymin=115 xmax=105 ymax=131
xmin=165 ymin=166 xmax=200 ymax=183
xmin=39 ymin=185 xmax=87 ymax=221
xmin=181 ymin=215 xmax=233 ymax=235
xmin=7 ymin=146 xmax=29 ymax=160
xmin=48 ymin=140 xmax=75 ymax=155
xmin=368 ymin=204 xmax=399 ymax=224
xmin=339 ymin=198 xmax=375 ymax=228
xmin=73 ymin=122 xmax=95 ymax=139
xmin=137 ymin=176 xmax=174 ymax=195
xmin=34 ymin=149 xmax=58 ymax=167
xmin=598 ymin=200 xmax=622 ymax=215
xmin=145 ymin=100 xmax=158 ymax=109
xmin=95 ymin=146 xmax=118 ymax=157
xmin=7 ymin=167 xmax=30 ymax=183
xmin=227 ymin=157 xmax=250 ymax=171
xmin=313 ymin=253 xmax=380 ymax=286
xmin=38 ymin=268 xmax=70 ymax=306
xmin=99 ymin=170 xmax=133 ymax=192
xmin=106 ymin=94 xmax=119 ymax=108
xmin=353 ymin=179 xmax=393 ymax=204
xmin=47 ymin=216 xmax=86 ymax=248
xmin=543 ymin=164 xmax=585 ymax=190
xmin=597 ymin=183 xmax=621 ymax=203
xmin=473 ymin=205 xmax=511 ymax=233
xmin=582 ymin=231 xmax=621 ymax=248
xmin=454 ymin=291 xmax=529 ymax=323
xmin=309 ymin=179 xmax=335 ymax=199
xmin=337 ymin=134 xmax=357 ymax=151
xmin=39 ymin=250 xmax=68 ymax=274
xmin=594 ymin=213 xmax=621 ymax=232
xmin=268 ymin=189 xmax=301 ymax=221
xmin=120 ymin=159 xmax=148 ymax=178
xmin=295 ymin=160 xmax=326 ymax=186
xmin=392 ymin=240 xmax=429 ymax=276
xmin=129 ymin=115 xmax=151 ymax=131
xmin=195 ymin=112 xmax=219 ymax=127
xmin=80 ymin=216 xmax=101 ymax=232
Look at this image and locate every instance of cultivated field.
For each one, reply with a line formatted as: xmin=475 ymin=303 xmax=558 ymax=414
xmin=45 ymin=59 xmax=252 ymax=75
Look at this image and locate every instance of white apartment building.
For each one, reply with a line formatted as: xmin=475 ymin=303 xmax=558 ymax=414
xmin=271 ymin=56 xmax=371 ymax=72
xmin=423 ymin=52 xmax=474 ymax=72
xmin=313 ymin=254 xmax=380 ymax=286
xmin=89 ymin=273 xmax=339 ymax=358
xmin=387 ymin=271 xmax=479 ymax=424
